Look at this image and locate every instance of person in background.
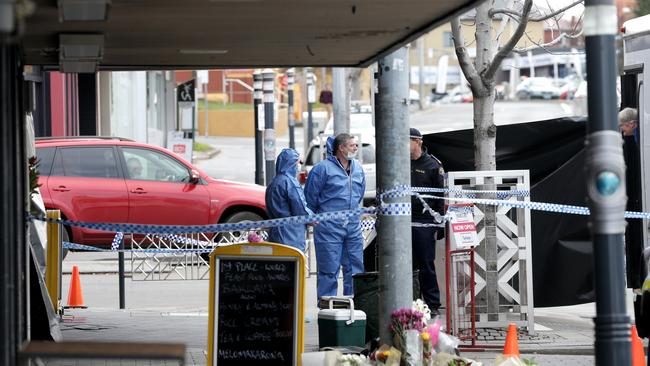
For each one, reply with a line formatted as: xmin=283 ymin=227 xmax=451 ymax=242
xmin=410 ymin=127 xmax=445 ymax=315
xmin=126 ymin=158 xmax=143 ymax=179
xmin=305 ymin=133 xmax=365 ymax=301
xmin=265 ymin=148 xmax=313 ymax=251
xmin=319 ymin=83 xmax=333 ymax=121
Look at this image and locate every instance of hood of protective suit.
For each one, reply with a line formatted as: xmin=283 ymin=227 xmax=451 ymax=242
xmin=275 ymin=148 xmax=299 ymax=177
xmin=326 ymin=136 xmax=335 ymax=157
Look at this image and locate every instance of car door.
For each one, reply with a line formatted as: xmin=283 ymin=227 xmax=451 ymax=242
xmin=47 ymin=146 xmax=129 ymax=244
xmin=119 ymin=146 xmax=211 ymax=226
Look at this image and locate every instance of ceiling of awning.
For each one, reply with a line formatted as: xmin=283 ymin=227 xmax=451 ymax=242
xmin=22 ymin=0 xmax=482 ymax=69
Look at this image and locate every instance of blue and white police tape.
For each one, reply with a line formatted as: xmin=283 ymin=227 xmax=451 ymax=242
xmin=28 ymin=206 xmax=377 ymax=234
xmin=63 ymin=241 xmax=213 ymax=254
xmin=436 ymin=194 xmax=650 ymax=220
xmin=110 ymin=232 xmax=124 ymax=251
xmin=379 ymin=185 xmax=530 ymax=200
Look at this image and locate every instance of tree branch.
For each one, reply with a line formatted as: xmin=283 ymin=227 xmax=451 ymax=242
xmin=530 ymin=0 xmax=583 ymax=21
xmin=484 ymin=0 xmax=533 ymax=80
xmin=490 ymin=0 xmax=583 ymax=22
xmin=451 ymin=17 xmax=482 ymax=91
xmin=514 ymin=29 xmax=583 ymax=53
xmin=488 ymin=8 xmax=522 ymax=19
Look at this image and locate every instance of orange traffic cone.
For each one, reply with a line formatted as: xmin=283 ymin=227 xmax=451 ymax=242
xmin=631 ymin=325 xmax=646 ymax=366
xmin=503 ymin=323 xmax=520 ymax=357
xmin=66 ymin=266 xmax=86 ymax=308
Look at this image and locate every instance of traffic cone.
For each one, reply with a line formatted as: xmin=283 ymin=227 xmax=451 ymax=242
xmin=66 ymin=266 xmax=86 ymax=308
xmin=631 ymin=325 xmax=646 ymax=366
xmin=503 ymin=323 xmax=520 ymax=357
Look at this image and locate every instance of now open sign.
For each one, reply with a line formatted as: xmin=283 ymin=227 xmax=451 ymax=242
xmin=448 ymin=205 xmax=478 ymax=249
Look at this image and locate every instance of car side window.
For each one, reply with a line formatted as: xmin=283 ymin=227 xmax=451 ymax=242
xmin=35 ymin=147 xmax=55 ymax=176
xmin=121 ymin=147 xmax=190 ymax=183
xmin=56 ymin=147 xmax=120 ymax=179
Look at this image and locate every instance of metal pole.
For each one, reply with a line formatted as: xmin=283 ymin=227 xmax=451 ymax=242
xmin=118 ymin=240 xmax=125 ymax=309
xmin=263 ymin=69 xmax=276 ymax=185
xmin=287 ymin=68 xmax=296 ymax=149
xmin=583 ymin=1 xmax=631 ymax=365
xmin=375 ymin=47 xmax=413 ymax=344
xmin=417 ymin=38 xmax=425 ymax=110
xmin=253 ymin=70 xmax=264 ymax=185
xmin=332 ymin=68 xmax=350 ymax=134
xmin=1 ymin=20 xmax=23 ymax=364
xmin=204 ymin=82 xmax=209 ymax=136
xmin=306 ymin=69 xmax=315 ymax=144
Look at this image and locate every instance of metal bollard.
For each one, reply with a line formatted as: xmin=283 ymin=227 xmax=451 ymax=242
xmin=45 ymin=210 xmax=61 ymax=312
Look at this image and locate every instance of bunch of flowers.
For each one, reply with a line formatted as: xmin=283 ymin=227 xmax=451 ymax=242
xmin=390 ymin=307 xmax=427 ymax=335
xmin=412 ymin=299 xmax=432 ymax=323
xmin=390 ymin=306 xmax=427 ymax=363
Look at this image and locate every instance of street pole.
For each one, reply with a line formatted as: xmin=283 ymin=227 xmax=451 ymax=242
xmin=1 ymin=5 xmax=20 ymax=364
xmin=263 ymin=69 xmax=276 ymax=185
xmin=375 ymin=47 xmax=413 ymax=344
xmin=287 ymin=68 xmax=296 ymax=149
xmin=253 ymin=70 xmax=264 ymax=185
xmin=306 ymin=68 xmax=315 ymax=144
xmin=417 ymin=37 xmax=425 ymax=111
xmin=204 ymin=82 xmax=209 ymax=136
xmin=332 ymin=67 xmax=350 ymax=134
xmin=583 ymin=1 xmax=631 ymax=365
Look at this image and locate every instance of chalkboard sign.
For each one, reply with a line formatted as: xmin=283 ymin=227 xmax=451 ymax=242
xmin=208 ymin=244 xmax=305 ymax=366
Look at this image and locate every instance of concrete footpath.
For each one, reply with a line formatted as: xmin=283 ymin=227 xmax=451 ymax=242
xmin=43 ymin=252 xmax=646 ymax=366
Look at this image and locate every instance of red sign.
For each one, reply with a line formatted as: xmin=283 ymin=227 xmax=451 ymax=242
xmin=173 ymin=144 xmax=186 ymax=154
xmin=452 ymin=222 xmax=476 ymax=233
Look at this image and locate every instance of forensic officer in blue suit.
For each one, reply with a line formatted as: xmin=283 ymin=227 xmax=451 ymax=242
xmin=265 ymin=148 xmax=313 ymax=251
xmin=304 ymin=133 xmax=366 ymax=300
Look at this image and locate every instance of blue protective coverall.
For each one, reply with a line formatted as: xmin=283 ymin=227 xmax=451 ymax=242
xmin=304 ymin=137 xmax=365 ymax=298
xmin=265 ymin=148 xmax=313 ymax=251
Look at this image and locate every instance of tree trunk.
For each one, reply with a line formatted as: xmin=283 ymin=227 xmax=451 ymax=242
xmin=473 ymin=91 xmax=497 ymax=170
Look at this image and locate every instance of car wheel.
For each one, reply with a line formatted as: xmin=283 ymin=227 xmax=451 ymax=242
xmin=213 ymin=211 xmax=267 ymax=245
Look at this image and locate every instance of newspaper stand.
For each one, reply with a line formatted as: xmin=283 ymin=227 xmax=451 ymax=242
xmin=444 ymin=203 xmax=478 ymax=348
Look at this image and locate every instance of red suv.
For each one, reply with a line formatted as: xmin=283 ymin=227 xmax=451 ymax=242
xmin=35 ymin=137 xmax=267 ymax=247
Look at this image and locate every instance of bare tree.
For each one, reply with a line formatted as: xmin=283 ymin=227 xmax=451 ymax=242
xmin=451 ymin=0 xmax=583 ymax=170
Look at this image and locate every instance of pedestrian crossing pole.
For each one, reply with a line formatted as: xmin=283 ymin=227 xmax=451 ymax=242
xmin=306 ymin=69 xmax=315 ymax=144
xmin=263 ymin=69 xmax=276 ymax=184
xmin=287 ymin=68 xmax=296 ymax=149
xmin=583 ymin=0 xmax=632 ymax=364
xmin=253 ymin=70 xmax=264 ymax=185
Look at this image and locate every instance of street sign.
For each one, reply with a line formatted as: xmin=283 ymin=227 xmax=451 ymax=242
xmin=207 ymin=243 xmax=306 ymax=366
xmin=448 ymin=205 xmax=477 ymax=250
xmin=167 ymin=131 xmax=193 ymax=163
xmin=197 ymin=70 xmax=209 ymax=85
xmin=177 ymin=79 xmax=195 ymax=103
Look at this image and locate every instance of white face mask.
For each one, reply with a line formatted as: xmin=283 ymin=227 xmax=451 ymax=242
xmin=346 ymin=151 xmax=356 ymax=160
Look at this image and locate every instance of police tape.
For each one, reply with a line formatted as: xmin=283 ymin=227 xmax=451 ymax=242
xmin=63 ymin=241 xmax=213 ymax=254
xmin=379 ymin=185 xmax=530 ymax=200
xmin=29 ymin=206 xmax=375 ymax=234
xmin=35 ymin=185 xmax=650 ymax=255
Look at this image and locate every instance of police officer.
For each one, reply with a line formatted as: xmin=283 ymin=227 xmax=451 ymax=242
xmin=410 ymin=127 xmax=445 ymax=314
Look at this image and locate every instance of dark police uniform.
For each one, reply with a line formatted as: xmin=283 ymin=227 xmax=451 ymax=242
xmin=411 ymin=145 xmax=445 ymax=311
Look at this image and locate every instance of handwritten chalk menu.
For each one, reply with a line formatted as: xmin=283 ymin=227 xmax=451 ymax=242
xmin=207 ymin=243 xmax=306 ymax=366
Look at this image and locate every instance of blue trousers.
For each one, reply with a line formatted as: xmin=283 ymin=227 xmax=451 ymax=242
xmin=314 ymin=221 xmax=364 ymax=299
